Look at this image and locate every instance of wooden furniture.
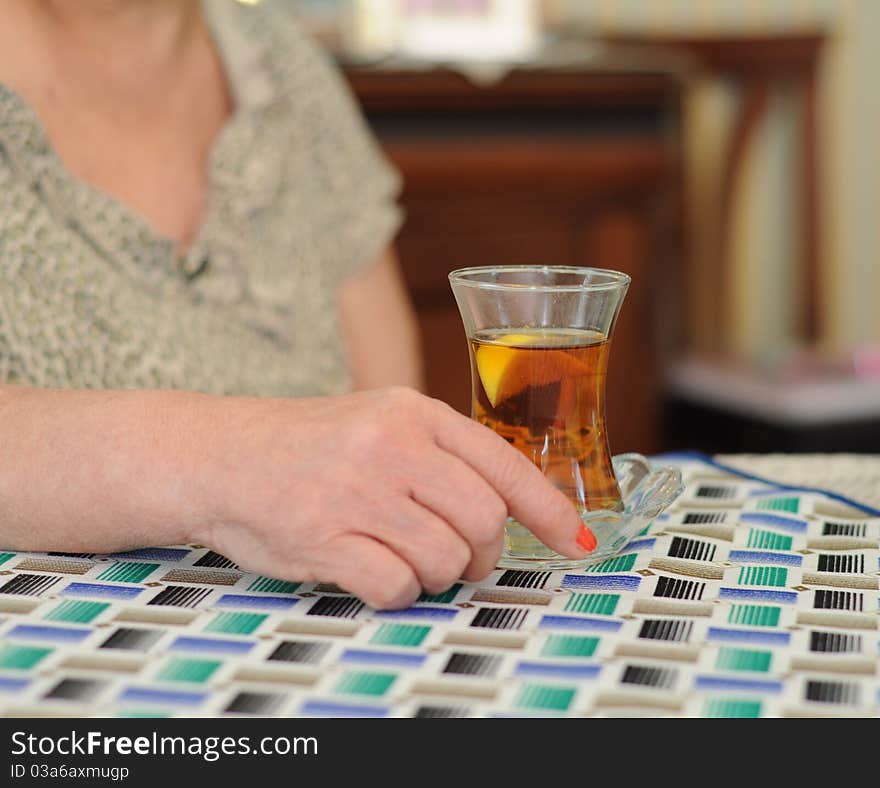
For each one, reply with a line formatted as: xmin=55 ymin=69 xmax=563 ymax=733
xmin=605 ymin=33 xmax=826 ymax=349
xmin=594 ymin=34 xmax=844 ymax=454
xmin=344 ymin=63 xmax=684 ymax=454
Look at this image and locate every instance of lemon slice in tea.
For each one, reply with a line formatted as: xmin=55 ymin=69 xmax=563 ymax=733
xmin=475 ymin=331 xmax=593 ymax=407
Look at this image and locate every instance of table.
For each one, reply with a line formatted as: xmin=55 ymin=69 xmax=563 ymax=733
xmin=0 ymin=454 xmax=878 ymax=718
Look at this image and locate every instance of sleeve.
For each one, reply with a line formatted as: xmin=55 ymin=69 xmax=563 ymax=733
xmin=0 ymin=168 xmax=29 ymax=386
xmin=267 ymin=4 xmax=404 ymax=285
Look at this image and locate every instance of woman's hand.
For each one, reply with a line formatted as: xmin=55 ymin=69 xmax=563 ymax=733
xmin=0 ymin=385 xmax=593 ymax=611
xmin=196 ymin=387 xmax=594 ymax=609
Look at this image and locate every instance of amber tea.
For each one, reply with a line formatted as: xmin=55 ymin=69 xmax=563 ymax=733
xmin=470 ymin=328 xmax=623 ymax=537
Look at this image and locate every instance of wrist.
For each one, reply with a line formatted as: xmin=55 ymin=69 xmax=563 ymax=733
xmin=185 ymin=393 xmax=318 ymax=550
xmin=118 ymin=388 xmax=222 ymax=548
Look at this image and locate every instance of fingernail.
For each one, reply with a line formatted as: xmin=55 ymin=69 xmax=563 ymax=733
xmin=576 ymin=525 xmax=597 ymax=552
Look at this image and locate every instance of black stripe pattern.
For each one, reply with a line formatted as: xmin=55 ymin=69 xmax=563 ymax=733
xmin=442 ymin=652 xmax=502 ymax=677
xmin=805 ymin=680 xmax=860 ymax=705
xmin=45 ymin=678 xmax=109 ymax=702
xmin=267 ymin=640 xmax=331 ymax=664
xmin=822 ymin=522 xmax=867 ymax=537
xmin=307 ymin=596 xmax=364 ymax=618
xmin=653 ymin=576 xmax=705 ymax=601
xmin=415 ymin=705 xmax=470 ymax=719
xmin=147 ymin=585 xmax=211 ymax=608
xmin=225 ymin=692 xmax=286 ymax=715
xmin=621 ymin=665 xmax=677 ymax=689
xmin=470 ymin=607 xmax=528 ymax=630
xmin=695 ymin=485 xmax=736 ymax=500
xmin=668 ymin=536 xmax=716 ymax=562
xmin=193 ymin=551 xmax=238 ymax=570
xmin=100 ymin=627 xmax=163 ymax=652
xmin=496 ymin=571 xmax=551 ymax=589
xmin=638 ymin=619 xmax=693 ymax=643
xmin=682 ymin=512 xmax=727 ymax=524
xmin=0 ymin=573 xmax=60 ymax=596
xmin=813 ymin=590 xmax=864 ymax=611
xmin=817 ymin=554 xmax=865 ymax=574
xmin=809 ymin=630 xmax=862 ymax=654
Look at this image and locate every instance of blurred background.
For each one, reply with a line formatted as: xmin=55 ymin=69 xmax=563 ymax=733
xmin=286 ymin=0 xmax=880 ymax=456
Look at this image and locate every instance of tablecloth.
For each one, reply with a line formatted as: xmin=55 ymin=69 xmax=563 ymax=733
xmin=0 ymin=453 xmax=878 ymax=718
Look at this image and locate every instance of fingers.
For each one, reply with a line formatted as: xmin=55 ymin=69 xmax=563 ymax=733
xmin=406 ymin=448 xmax=507 ymax=581
xmin=322 ymin=534 xmax=421 ymax=610
xmin=461 ymin=527 xmax=504 ymax=583
xmin=371 ymin=497 xmax=474 ymax=595
xmin=429 ymin=401 xmax=594 ymax=559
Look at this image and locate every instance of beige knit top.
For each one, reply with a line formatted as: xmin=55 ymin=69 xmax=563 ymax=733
xmin=0 ymin=0 xmax=402 ymax=397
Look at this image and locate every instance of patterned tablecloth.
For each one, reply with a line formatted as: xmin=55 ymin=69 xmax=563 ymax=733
xmin=0 ymin=454 xmax=878 ymax=718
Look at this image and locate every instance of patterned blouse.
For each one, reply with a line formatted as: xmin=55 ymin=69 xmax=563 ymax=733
xmin=0 ymin=0 xmax=402 ymax=397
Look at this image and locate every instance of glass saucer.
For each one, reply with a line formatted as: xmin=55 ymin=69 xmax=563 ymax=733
xmin=498 ymin=453 xmax=685 ymax=570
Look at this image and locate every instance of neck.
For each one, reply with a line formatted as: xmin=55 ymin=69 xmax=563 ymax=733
xmin=24 ymin=1 xmax=205 ymax=90
xmin=38 ymin=0 xmax=202 ymax=45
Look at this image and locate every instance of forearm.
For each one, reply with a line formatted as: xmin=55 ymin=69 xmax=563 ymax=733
xmin=0 ymin=385 xmax=215 ymax=552
xmin=0 ymin=384 xmax=591 ymax=609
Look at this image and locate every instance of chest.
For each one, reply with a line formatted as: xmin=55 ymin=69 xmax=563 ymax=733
xmin=40 ymin=89 xmax=231 ymax=248
xmin=0 ymin=30 xmax=233 ymax=249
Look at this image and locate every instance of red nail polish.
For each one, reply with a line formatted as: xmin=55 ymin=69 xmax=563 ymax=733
xmin=577 ymin=525 xmax=597 ymax=552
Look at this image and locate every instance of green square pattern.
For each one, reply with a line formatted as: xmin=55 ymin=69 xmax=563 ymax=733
xmin=205 ymin=612 xmax=267 ymax=635
xmin=755 ymin=497 xmax=800 ymax=514
xmin=704 ymin=698 xmax=763 ymax=718
xmin=727 ymin=604 xmax=781 ymax=627
xmin=585 ymin=554 xmax=637 ymax=573
xmin=0 ymin=643 xmax=53 ymax=670
xmin=746 ymin=529 xmax=793 ymax=551
xmin=247 ymin=577 xmax=301 ymax=594
xmin=715 ymin=647 xmax=773 ymax=673
xmin=335 ymin=671 xmax=397 ymax=697
xmin=541 ymin=635 xmax=599 ymax=659
xmin=516 ymin=684 xmax=575 ymax=712
xmin=44 ymin=599 xmax=110 ymax=624
xmin=157 ymin=658 xmax=221 ymax=683
xmin=737 ymin=566 xmax=788 ymax=588
xmin=564 ymin=593 xmax=619 ymax=616
xmin=96 ymin=562 xmax=160 ymax=584
xmin=418 ymin=585 xmax=462 ymax=604
xmin=370 ymin=623 xmax=430 ymax=648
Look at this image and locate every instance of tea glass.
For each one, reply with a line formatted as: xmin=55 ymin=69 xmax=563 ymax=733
xmin=449 ymin=265 xmax=683 ymax=569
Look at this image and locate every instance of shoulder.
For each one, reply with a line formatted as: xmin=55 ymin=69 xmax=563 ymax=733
xmin=209 ymin=0 xmax=339 ymax=89
xmin=0 ymin=86 xmax=66 ymax=265
xmin=215 ymin=1 xmax=381 ymax=157
xmin=204 ymin=0 xmax=367 ymax=138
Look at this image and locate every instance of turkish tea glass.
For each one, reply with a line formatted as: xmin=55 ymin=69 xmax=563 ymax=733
xmin=449 ymin=265 xmax=682 ymax=569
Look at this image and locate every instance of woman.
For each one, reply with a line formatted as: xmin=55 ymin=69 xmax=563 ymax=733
xmin=0 ymin=0 xmax=594 ymax=609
